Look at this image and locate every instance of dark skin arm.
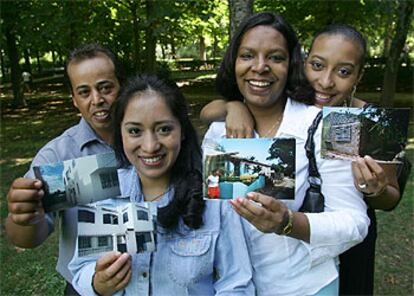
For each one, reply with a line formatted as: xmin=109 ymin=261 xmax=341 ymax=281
xmin=352 ymin=156 xmax=400 ymax=210
xmin=230 ymin=192 xmax=310 ymax=243
xmin=200 ymin=99 xmax=255 ymax=138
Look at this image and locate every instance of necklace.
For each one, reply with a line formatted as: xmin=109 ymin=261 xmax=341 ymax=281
xmin=262 ymin=116 xmax=283 ymax=138
xmin=145 ymin=187 xmax=171 ymax=202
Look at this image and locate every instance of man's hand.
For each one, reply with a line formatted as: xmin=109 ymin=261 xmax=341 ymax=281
xmin=7 ymin=178 xmax=45 ymax=226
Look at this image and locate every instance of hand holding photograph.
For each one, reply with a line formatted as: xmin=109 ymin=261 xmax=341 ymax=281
xmin=203 ymin=138 xmax=296 ymax=200
xmin=321 ymin=106 xmax=410 ymax=163
xmin=33 ymin=152 xmax=121 ymax=212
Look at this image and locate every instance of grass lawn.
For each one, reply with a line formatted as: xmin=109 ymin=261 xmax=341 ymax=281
xmin=0 ymin=83 xmax=413 ymax=295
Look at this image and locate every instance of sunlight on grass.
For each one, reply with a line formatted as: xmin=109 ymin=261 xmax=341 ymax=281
xmin=194 ymin=73 xmax=217 ymax=80
xmin=14 ymin=157 xmax=33 ymax=165
xmin=49 ymin=100 xmax=67 ymax=105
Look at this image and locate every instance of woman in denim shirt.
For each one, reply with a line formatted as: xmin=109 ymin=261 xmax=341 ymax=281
xmin=69 ymin=74 xmax=254 ymax=295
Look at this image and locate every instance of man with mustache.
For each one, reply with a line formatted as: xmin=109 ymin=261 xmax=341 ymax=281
xmin=6 ymin=43 xmax=124 ymax=295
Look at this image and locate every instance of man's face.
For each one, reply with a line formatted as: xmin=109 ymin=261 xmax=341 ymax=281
xmin=67 ymin=54 xmax=120 ymax=137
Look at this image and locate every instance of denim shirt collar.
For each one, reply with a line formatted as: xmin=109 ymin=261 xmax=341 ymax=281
xmin=125 ymin=166 xmax=174 ymax=207
xmin=122 ymin=166 xmax=197 ymax=235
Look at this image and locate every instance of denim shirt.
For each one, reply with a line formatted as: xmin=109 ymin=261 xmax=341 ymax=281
xmin=69 ymin=166 xmax=254 ymax=295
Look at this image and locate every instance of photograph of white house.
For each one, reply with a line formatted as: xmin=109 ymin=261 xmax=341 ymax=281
xmin=33 ymin=152 xmax=121 ymax=212
xmin=76 ymin=199 xmax=157 ymax=257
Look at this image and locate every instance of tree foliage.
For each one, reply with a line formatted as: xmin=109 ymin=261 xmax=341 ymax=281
xmin=1 ymin=0 xmax=412 ymax=107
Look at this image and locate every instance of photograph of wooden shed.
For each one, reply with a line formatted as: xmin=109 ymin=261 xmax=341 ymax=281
xmin=321 ymin=107 xmax=410 ymax=161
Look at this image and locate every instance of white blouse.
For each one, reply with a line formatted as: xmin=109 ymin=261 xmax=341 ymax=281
xmin=202 ymin=98 xmax=369 ymax=296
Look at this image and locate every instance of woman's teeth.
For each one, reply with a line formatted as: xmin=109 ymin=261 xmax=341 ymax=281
xmin=248 ymin=80 xmax=271 ymax=87
xmin=141 ymin=156 xmax=163 ymax=164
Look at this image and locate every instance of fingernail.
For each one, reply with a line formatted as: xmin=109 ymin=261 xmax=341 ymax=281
xmin=237 ymin=197 xmax=244 ymax=203
xmin=246 ymin=192 xmax=254 ymax=198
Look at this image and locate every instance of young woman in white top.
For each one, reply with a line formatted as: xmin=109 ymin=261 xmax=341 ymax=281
xmin=202 ymin=11 xmax=369 ymax=295
xmin=201 ymin=22 xmax=402 ymax=295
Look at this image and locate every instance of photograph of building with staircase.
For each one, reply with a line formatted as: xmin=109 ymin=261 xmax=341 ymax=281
xmin=76 ymin=199 xmax=157 ymax=257
xmin=321 ymin=106 xmax=410 ymax=162
xmin=33 ymin=152 xmax=120 ymax=212
xmin=203 ymin=138 xmax=296 ymax=200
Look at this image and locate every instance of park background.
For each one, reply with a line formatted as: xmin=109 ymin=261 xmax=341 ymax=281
xmin=0 ymin=0 xmax=412 ymax=295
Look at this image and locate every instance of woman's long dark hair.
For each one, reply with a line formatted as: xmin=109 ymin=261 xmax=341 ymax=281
xmin=216 ymin=11 xmax=305 ymax=102
xmin=112 ymin=74 xmax=204 ymax=230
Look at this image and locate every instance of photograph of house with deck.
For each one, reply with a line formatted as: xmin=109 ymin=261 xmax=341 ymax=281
xmin=33 ymin=152 xmax=120 ymax=212
xmin=321 ymin=106 xmax=410 ymax=162
xmin=76 ymin=199 xmax=157 ymax=257
xmin=203 ymin=138 xmax=296 ymax=200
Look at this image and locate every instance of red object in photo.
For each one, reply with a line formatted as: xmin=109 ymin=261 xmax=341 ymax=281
xmin=208 ymin=186 xmax=220 ymax=199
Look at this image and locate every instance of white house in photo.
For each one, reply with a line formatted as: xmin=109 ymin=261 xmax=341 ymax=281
xmin=77 ymin=201 xmax=157 ymax=257
xmin=63 ymin=153 xmax=120 ymax=206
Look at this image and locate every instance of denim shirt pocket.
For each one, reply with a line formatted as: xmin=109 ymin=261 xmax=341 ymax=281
xmin=168 ymin=234 xmax=213 ymax=287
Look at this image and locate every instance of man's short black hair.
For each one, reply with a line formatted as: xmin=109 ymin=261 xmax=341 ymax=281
xmin=65 ymin=43 xmax=125 ymax=93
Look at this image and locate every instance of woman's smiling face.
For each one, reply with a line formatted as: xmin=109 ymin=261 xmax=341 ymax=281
xmin=121 ymin=90 xmax=182 ymax=183
xmin=305 ymin=34 xmax=364 ymax=107
xmin=235 ymin=25 xmax=289 ymax=109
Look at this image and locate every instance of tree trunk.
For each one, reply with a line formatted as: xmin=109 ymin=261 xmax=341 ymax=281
xmin=212 ymin=34 xmax=218 ymax=60
xmin=161 ymin=45 xmax=166 ymax=60
xmin=380 ymin=0 xmax=413 ymax=107
xmin=5 ymin=30 xmax=26 ymax=107
xmin=144 ymin=0 xmax=156 ymax=73
xmin=36 ymin=50 xmax=42 ymax=73
xmin=58 ymin=49 xmax=64 ymax=66
xmin=199 ymin=35 xmax=206 ymax=61
xmin=131 ymin=1 xmax=141 ymax=71
xmin=228 ymin=0 xmax=253 ymax=39
xmin=171 ymin=40 xmax=176 ymax=59
xmin=52 ymin=50 xmax=56 ymax=66
xmin=382 ymin=1 xmax=394 ymax=57
xmin=23 ymin=48 xmax=32 ymax=73
xmin=0 ymin=49 xmax=6 ymax=83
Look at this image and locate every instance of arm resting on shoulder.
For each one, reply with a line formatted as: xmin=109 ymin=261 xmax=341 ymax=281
xmin=200 ymin=100 xmax=255 ymax=138
xmin=200 ymin=99 xmax=228 ymax=123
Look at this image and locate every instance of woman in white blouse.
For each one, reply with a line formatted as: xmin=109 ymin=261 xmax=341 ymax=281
xmin=202 ymin=11 xmax=369 ymax=296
